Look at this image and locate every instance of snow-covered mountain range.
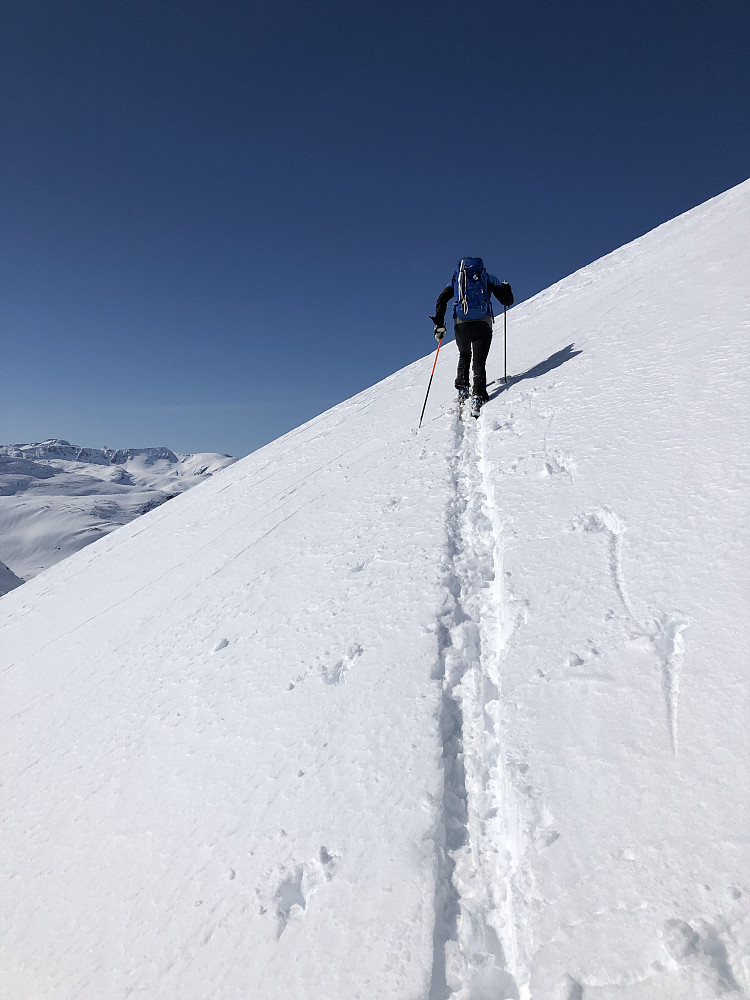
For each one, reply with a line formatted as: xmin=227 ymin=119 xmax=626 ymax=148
xmin=2 ymin=180 xmax=749 ymax=999
xmin=0 ymin=440 xmax=236 ymax=592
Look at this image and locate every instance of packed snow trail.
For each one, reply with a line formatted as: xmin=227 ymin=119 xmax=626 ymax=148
xmin=430 ymin=401 xmax=525 ymax=1000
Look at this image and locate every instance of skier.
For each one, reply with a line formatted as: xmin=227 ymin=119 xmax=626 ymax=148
xmin=431 ymin=258 xmax=514 ymax=410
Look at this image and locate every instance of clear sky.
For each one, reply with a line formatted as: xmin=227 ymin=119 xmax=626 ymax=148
xmin=3 ymin=0 xmax=749 ymax=457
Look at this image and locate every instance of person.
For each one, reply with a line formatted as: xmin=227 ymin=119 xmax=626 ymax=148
xmin=431 ymin=257 xmax=514 ymax=402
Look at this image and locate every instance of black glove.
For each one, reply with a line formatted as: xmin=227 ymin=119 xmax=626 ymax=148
xmin=496 ymin=282 xmax=514 ymax=308
xmin=430 ymin=315 xmax=446 ymax=341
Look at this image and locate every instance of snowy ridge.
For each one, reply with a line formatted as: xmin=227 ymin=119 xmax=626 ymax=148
xmin=2 ymin=179 xmax=749 ymax=998
xmin=0 ymin=438 xmax=236 ymax=587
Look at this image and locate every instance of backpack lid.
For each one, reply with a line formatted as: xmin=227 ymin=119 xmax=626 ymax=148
xmin=457 ymin=257 xmax=484 ymax=273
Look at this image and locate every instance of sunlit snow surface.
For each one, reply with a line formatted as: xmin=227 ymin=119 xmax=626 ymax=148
xmin=2 ymin=180 xmax=749 ymax=999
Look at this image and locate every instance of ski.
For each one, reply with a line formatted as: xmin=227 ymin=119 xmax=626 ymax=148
xmin=470 ymin=395 xmax=483 ymax=419
xmin=456 ymin=387 xmax=470 ymax=419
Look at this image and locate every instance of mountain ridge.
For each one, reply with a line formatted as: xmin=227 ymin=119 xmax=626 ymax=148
xmin=0 ymin=438 xmax=237 ymax=590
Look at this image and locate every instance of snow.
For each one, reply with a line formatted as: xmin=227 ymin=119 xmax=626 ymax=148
xmin=2 ymin=179 xmax=749 ymax=999
xmin=0 ymin=440 xmax=236 ymax=588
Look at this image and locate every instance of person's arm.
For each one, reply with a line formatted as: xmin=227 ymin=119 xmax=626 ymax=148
xmin=488 ymin=275 xmax=514 ymax=307
xmin=430 ymin=285 xmax=454 ymax=328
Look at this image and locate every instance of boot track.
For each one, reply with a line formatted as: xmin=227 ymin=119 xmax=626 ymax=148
xmin=430 ymin=404 xmax=525 ymax=1000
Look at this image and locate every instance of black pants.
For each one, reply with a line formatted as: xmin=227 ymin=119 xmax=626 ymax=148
xmin=454 ymin=321 xmax=492 ymax=397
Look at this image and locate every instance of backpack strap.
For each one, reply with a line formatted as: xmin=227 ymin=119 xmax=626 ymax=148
xmin=457 ymin=259 xmax=468 ymax=316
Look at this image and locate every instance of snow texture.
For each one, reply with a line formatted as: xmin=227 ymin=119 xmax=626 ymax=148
xmin=0 ymin=439 xmax=236 ymax=589
xmin=2 ymin=179 xmax=749 ymax=999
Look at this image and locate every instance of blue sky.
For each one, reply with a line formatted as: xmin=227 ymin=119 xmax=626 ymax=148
xmin=3 ymin=0 xmax=749 ymax=457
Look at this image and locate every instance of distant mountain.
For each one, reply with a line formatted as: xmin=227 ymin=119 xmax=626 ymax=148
xmin=0 ymin=560 xmax=23 ymax=595
xmin=0 ymin=439 xmax=236 ymax=591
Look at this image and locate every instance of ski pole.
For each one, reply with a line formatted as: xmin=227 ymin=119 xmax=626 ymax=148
xmin=418 ymin=337 xmax=443 ymax=429
xmin=504 ymin=305 xmax=508 ymax=383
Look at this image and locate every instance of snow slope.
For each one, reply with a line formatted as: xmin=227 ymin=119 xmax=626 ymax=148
xmin=2 ymin=179 xmax=749 ymax=1000
xmin=0 ymin=440 xmax=236 ymax=589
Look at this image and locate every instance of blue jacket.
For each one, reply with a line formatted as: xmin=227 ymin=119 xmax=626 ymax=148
xmin=433 ymin=271 xmax=514 ymax=328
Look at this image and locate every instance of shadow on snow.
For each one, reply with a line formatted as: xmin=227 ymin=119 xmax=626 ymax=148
xmin=488 ymin=343 xmax=582 ymax=399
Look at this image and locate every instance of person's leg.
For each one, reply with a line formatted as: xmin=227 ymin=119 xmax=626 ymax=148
xmin=454 ymin=325 xmax=472 ymax=389
xmin=471 ymin=327 xmax=493 ymax=399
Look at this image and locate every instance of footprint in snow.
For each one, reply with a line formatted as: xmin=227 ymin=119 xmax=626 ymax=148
xmin=564 ymin=653 xmax=585 ymax=668
xmin=287 ymin=644 xmax=365 ymax=689
xmin=535 ymin=827 xmax=561 ymax=849
xmin=319 ymin=643 xmax=364 ymax=685
xmin=556 ymin=975 xmax=584 ymax=1000
xmin=541 ymin=450 xmax=577 ymax=479
xmin=273 ymin=849 xmax=339 ymax=938
xmin=319 ymin=845 xmax=338 ymax=880
xmin=662 ymin=918 xmax=743 ymax=994
xmin=275 ymin=867 xmax=306 ymax=938
xmin=489 ymin=416 xmax=522 ymax=436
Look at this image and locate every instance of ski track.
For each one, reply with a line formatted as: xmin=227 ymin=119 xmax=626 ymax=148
xmin=430 ymin=400 xmax=525 ymax=1000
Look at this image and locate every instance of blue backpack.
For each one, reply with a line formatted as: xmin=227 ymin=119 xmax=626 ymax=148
xmin=453 ymin=257 xmax=492 ymax=323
